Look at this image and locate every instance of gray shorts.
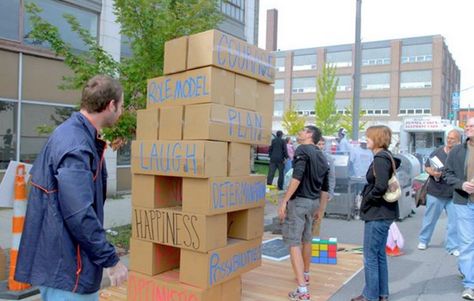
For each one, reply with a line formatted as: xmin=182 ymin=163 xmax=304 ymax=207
xmin=282 ymin=197 xmax=320 ymax=246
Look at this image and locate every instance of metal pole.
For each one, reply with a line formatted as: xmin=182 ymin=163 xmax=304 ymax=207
xmin=352 ymin=0 xmax=362 ymax=141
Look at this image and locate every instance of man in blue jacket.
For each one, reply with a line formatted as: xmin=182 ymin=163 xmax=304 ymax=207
xmin=15 ymin=75 xmax=128 ymax=300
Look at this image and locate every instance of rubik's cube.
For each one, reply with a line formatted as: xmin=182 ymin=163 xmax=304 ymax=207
xmin=311 ymin=237 xmax=337 ymax=264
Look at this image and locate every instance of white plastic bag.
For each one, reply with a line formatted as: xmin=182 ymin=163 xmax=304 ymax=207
xmin=386 ymin=222 xmax=404 ymax=250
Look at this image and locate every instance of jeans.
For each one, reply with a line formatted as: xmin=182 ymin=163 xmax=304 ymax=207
xmin=267 ymin=161 xmax=285 ymax=190
xmin=39 ymin=286 xmax=99 ymax=301
xmin=455 ymin=203 xmax=474 ymax=289
xmin=362 ymin=219 xmax=392 ymax=301
xmin=418 ymin=194 xmax=458 ymax=252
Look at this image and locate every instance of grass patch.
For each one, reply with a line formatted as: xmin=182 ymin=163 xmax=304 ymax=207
xmin=106 ymin=224 xmax=131 ymax=251
xmin=255 ymin=163 xmax=269 ymax=176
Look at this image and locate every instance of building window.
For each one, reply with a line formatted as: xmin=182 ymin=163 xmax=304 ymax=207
xmin=0 ymin=100 xmax=18 ymax=169
xmin=335 ymin=99 xmax=351 ymax=114
xmin=361 ymin=73 xmax=390 ymax=90
xmin=220 ymin=0 xmax=244 ymax=23
xmin=24 ymin=0 xmax=99 ymax=52
xmin=292 ymin=99 xmax=314 ymax=116
xmin=400 ymin=70 xmax=432 ymax=89
xmin=293 ymin=53 xmax=317 ymax=71
xmin=274 ymin=100 xmax=284 ymax=117
xmin=20 ymin=102 xmax=75 ymax=163
xmin=361 ymin=98 xmax=390 ymax=116
xmin=362 ymin=47 xmax=391 ymax=66
xmin=326 ymin=51 xmax=352 ymax=67
xmin=399 ymin=96 xmax=431 ymax=115
xmin=274 ymin=79 xmax=284 ymax=94
xmin=276 ymin=57 xmax=285 ymax=72
xmin=336 ymin=75 xmax=352 ymax=92
xmin=121 ymin=35 xmax=133 ymax=58
xmin=0 ymin=0 xmax=20 ymax=41
xmin=292 ymin=77 xmax=316 ymax=93
xmin=401 ymin=43 xmax=432 ymax=64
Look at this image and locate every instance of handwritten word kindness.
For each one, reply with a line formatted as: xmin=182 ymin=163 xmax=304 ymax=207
xmin=211 ymin=180 xmax=265 ymax=210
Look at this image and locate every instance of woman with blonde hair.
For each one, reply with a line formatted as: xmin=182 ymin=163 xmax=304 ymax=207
xmin=351 ymin=125 xmax=400 ymax=301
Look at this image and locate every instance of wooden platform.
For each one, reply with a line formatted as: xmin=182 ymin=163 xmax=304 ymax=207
xmin=99 ymin=238 xmax=362 ymax=301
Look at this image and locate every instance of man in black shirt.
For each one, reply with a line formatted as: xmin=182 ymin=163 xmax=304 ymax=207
xmin=278 ymin=125 xmax=329 ymax=301
xmin=267 ymin=130 xmax=289 ymax=190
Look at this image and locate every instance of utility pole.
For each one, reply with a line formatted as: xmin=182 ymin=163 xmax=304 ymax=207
xmin=352 ymin=0 xmax=362 ymax=140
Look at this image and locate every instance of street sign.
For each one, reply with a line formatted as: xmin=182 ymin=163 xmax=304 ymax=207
xmin=452 ymin=92 xmax=460 ymax=111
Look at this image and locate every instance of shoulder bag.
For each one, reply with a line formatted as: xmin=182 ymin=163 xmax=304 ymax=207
xmin=373 ymin=152 xmax=402 ymax=203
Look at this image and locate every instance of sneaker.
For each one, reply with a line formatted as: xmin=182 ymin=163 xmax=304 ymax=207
xmin=449 ymin=249 xmax=460 ymax=257
xmin=288 ymin=288 xmax=311 ymax=301
xmin=462 ymin=288 xmax=474 ymax=300
xmin=417 ymin=242 xmax=427 ymax=250
xmin=304 ymin=274 xmax=310 ymax=286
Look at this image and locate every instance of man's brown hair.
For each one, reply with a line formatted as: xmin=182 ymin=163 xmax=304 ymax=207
xmin=81 ymin=75 xmax=123 ymax=113
xmin=366 ymin=125 xmax=392 ymax=150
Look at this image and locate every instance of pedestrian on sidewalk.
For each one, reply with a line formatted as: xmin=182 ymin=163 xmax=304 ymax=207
xmin=278 ymin=125 xmax=329 ymax=301
xmin=15 ymin=75 xmax=128 ymax=301
xmin=417 ymin=129 xmax=461 ymax=255
xmin=444 ymin=117 xmax=474 ymax=301
xmin=284 ymin=136 xmax=296 ymax=175
xmin=351 ymin=125 xmax=400 ymax=301
xmin=267 ymin=130 xmax=289 ymax=190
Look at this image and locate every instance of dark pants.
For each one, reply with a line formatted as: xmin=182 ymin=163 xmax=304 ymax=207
xmin=267 ymin=161 xmax=285 ymax=190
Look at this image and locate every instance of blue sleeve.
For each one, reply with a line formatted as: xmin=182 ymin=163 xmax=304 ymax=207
xmin=56 ymin=148 xmax=119 ymax=268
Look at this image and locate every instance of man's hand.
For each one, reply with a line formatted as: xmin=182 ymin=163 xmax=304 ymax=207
xmin=278 ymin=200 xmax=287 ymax=222
xmin=462 ymin=181 xmax=474 ymax=194
xmin=106 ymin=260 xmax=128 ymax=286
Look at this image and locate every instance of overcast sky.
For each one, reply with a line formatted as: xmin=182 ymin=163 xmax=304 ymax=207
xmin=257 ymin=0 xmax=474 ymax=108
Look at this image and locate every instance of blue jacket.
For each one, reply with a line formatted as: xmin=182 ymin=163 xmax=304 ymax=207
xmin=15 ymin=112 xmax=119 ymax=294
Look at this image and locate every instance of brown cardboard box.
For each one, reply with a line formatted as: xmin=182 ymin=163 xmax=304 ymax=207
xmin=221 ymin=276 xmax=242 ymax=301
xmin=128 ymin=270 xmax=222 ymax=301
xmin=255 ymin=82 xmax=274 ymax=131
xmin=163 ymin=36 xmax=188 ymax=75
xmin=0 ymin=247 xmax=6 ymax=281
xmin=147 ymin=66 xmax=235 ymax=109
xmin=180 ymin=238 xmax=261 ymax=288
xmin=234 ymin=74 xmax=257 ymax=111
xmin=187 ymin=29 xmax=275 ymax=84
xmin=129 ymin=238 xmax=179 ymax=276
xmin=131 ymin=140 xmax=228 ymax=178
xmin=182 ymin=175 xmax=266 ymax=215
xmin=131 ymin=206 xmax=227 ymax=253
xmin=136 ymin=109 xmax=159 ymax=140
xmin=228 ymin=143 xmax=250 ymax=176
xmin=183 ymin=103 xmax=272 ymax=145
xmin=131 ymin=175 xmax=182 ymax=208
xmin=227 ymin=207 xmax=264 ymax=240
xmin=159 ymin=106 xmax=183 ymax=140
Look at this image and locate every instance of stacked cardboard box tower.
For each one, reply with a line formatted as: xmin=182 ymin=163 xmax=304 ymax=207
xmin=127 ymin=29 xmax=275 ymax=301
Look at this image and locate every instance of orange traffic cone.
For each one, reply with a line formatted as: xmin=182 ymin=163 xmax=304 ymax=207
xmin=8 ymin=164 xmax=31 ymax=290
xmin=385 ymin=245 xmax=403 ymax=257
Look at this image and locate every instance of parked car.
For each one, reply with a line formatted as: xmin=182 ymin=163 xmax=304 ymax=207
xmin=254 ymin=132 xmax=276 ymax=163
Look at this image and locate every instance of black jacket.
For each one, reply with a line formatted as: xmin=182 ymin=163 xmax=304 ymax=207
xmin=360 ymin=150 xmax=401 ymax=221
xmin=444 ymin=138 xmax=472 ymax=205
xmin=269 ymin=137 xmax=288 ymax=163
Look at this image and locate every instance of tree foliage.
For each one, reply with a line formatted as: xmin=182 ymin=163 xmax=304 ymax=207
xmin=338 ymin=103 xmax=368 ymax=139
xmin=282 ymin=105 xmax=306 ymax=135
xmin=25 ymin=0 xmax=222 ymax=149
xmin=314 ymin=64 xmax=341 ymax=136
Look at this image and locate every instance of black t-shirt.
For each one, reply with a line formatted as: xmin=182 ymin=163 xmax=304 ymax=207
xmin=291 ymin=144 xmax=329 ymax=200
xmin=425 ymin=146 xmax=453 ymax=199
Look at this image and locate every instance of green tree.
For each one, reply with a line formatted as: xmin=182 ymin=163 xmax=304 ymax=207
xmin=314 ymin=64 xmax=341 ymax=136
xmin=339 ymin=104 xmax=368 ymax=139
xmin=282 ymin=105 xmax=306 ymax=135
xmin=25 ymin=0 xmax=221 ymax=149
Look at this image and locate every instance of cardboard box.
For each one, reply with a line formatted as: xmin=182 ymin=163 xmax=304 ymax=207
xmin=163 ymin=36 xmax=188 ymax=75
xmin=187 ymin=29 xmax=275 ymax=84
xmin=129 ymin=238 xmax=179 ymax=276
xmin=147 ymin=66 xmax=235 ymax=109
xmin=131 ymin=175 xmax=182 ymax=208
xmin=255 ymin=82 xmax=274 ymax=131
xmin=228 ymin=143 xmax=250 ymax=176
xmin=131 ymin=140 xmax=228 ymax=178
xmin=159 ymin=106 xmax=183 ymax=140
xmin=183 ymin=103 xmax=272 ymax=145
xmin=227 ymin=207 xmax=264 ymax=240
xmin=221 ymin=276 xmax=242 ymax=301
xmin=0 ymin=247 xmax=6 ymax=281
xmin=234 ymin=74 xmax=257 ymax=111
xmin=128 ymin=270 xmax=222 ymax=301
xmin=136 ymin=109 xmax=159 ymax=140
xmin=182 ymin=175 xmax=266 ymax=215
xmin=180 ymin=238 xmax=261 ymax=288
xmin=131 ymin=206 xmax=227 ymax=252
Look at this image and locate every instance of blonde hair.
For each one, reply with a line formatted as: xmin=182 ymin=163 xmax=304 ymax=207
xmin=366 ymin=125 xmax=392 ymax=150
